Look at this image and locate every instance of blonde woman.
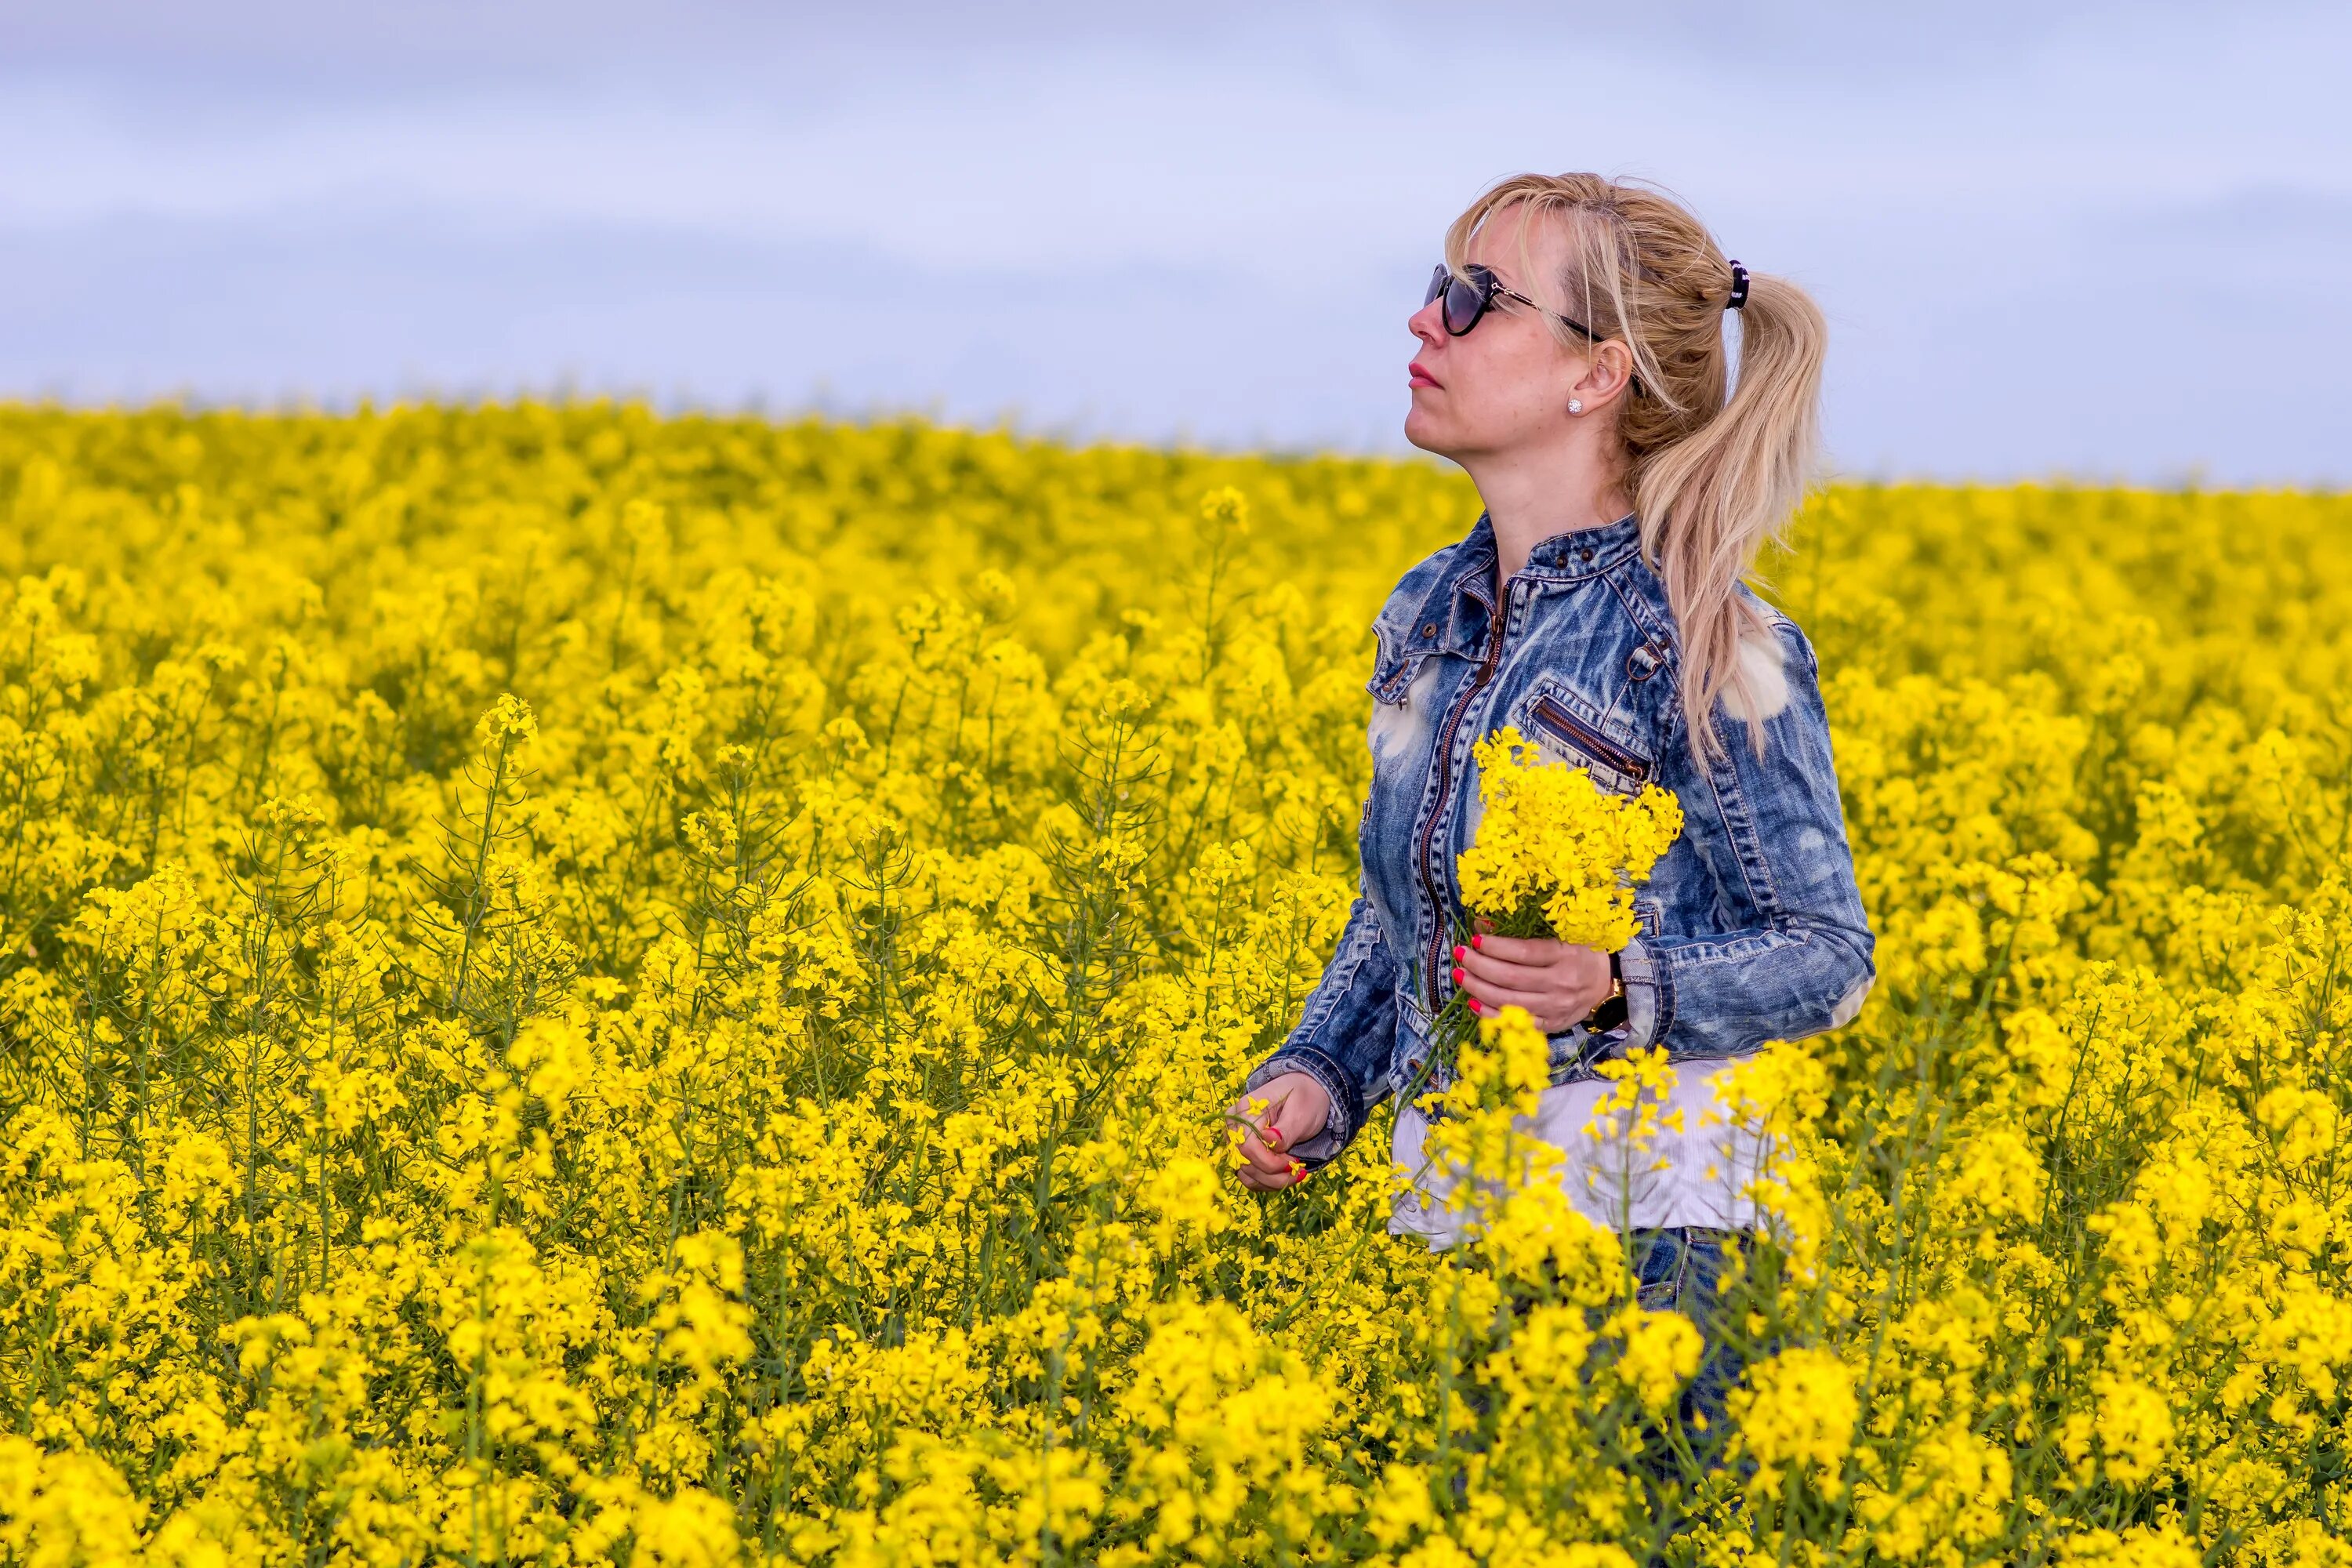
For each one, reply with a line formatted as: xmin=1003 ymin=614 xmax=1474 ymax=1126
xmin=1223 ymin=173 xmax=1876 ymax=1458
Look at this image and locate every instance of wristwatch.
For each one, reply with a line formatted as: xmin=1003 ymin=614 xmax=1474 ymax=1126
xmin=1585 ymin=949 xmax=1629 ymax=1032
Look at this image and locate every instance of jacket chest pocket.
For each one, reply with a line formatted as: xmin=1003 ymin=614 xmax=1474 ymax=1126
xmin=1515 ymin=678 xmax=1654 ymax=797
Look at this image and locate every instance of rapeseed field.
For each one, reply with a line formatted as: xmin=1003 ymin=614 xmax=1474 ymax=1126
xmin=1 ymin=403 xmax=2347 ymax=1566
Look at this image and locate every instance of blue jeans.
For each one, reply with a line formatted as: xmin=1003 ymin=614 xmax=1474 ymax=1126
xmin=1448 ymin=1226 xmax=1763 ymax=1552
xmin=1470 ymin=1225 xmax=1757 ymax=1475
xmin=1627 ymin=1225 xmax=1753 ymax=1479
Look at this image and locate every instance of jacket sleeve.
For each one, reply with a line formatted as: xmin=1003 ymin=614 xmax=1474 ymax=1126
xmin=1615 ymin=615 xmax=1877 ymax=1059
xmin=1236 ymin=880 xmax=1402 ymax=1168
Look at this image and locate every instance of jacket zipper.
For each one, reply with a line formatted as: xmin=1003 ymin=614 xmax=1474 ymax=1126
xmin=1530 ymin=692 xmax=1651 ymax=782
xmin=1415 ymin=579 xmax=1514 ymax=1015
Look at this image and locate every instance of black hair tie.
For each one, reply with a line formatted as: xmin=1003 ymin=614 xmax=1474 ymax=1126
xmin=1726 ymin=261 xmax=1750 ymax=311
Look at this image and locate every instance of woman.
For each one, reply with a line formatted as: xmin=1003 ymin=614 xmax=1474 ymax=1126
xmin=1222 ymin=172 xmax=1876 ymax=1450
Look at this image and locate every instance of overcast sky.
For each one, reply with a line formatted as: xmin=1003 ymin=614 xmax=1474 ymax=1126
xmin=5 ymin=2 xmax=2347 ymax=484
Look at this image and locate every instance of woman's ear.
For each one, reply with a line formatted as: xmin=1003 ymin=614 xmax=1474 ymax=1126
xmin=1573 ymin=339 xmax=1636 ymax=410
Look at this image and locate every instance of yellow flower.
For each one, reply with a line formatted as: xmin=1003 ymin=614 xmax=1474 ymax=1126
xmin=1727 ymin=1346 xmax=1857 ymax=1498
xmin=1454 ymin=726 xmax=1683 ymax=949
xmin=0 ymin=404 xmax=2346 ymax=1564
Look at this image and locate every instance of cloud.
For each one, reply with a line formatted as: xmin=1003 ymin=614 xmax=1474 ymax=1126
xmin=2 ymin=1 xmax=2347 ymax=483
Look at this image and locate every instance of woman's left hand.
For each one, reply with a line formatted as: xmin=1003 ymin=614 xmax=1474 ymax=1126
xmin=1450 ymin=915 xmax=1614 ymax=1034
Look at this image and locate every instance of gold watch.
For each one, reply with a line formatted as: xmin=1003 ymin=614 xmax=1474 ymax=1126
xmin=1585 ymin=950 xmax=1628 ymax=1028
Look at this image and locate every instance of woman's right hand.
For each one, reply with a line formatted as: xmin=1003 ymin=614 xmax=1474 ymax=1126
xmin=1225 ymin=1072 xmax=1332 ymax=1191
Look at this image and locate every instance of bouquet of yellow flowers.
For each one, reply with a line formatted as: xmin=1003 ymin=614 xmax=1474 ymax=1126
xmin=1422 ymin=724 xmax=1685 ymax=1081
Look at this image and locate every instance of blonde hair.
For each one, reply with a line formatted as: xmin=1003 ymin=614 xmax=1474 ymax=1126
xmin=1443 ymin=172 xmax=1828 ymax=767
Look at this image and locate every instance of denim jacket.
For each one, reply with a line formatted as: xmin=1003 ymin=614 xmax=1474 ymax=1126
xmin=1242 ymin=509 xmax=1876 ymax=1170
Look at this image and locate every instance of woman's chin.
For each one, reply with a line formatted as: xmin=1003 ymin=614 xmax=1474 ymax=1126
xmin=1402 ymin=408 xmax=1451 ymax=456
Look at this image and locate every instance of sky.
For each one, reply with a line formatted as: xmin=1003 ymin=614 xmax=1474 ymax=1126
xmin=4 ymin=1 xmax=2347 ymax=485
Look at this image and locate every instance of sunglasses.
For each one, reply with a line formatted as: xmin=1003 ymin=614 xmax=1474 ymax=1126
xmin=1424 ymin=262 xmax=1602 ymax=343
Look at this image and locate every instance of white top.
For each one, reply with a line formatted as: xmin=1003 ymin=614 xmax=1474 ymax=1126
xmin=1386 ymin=1054 xmax=1780 ymax=1247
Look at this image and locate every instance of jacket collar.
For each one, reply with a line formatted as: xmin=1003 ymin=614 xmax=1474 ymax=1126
xmin=1372 ymin=510 xmax=1646 ymax=702
xmin=1510 ymin=509 xmax=1646 ymax=579
xmin=1421 ymin=506 xmax=1646 ymax=630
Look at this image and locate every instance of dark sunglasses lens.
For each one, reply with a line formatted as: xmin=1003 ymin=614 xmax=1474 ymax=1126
xmin=1443 ymin=276 xmax=1483 ymax=334
xmin=1424 ymin=264 xmax=1450 ymax=308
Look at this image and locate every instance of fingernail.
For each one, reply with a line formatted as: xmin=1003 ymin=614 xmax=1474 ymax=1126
xmin=1265 ymin=1124 xmax=1281 ymax=1148
xmin=1472 ymin=935 xmax=1483 ymax=950
xmin=1468 ymin=999 xmax=1483 ymax=1014
xmin=1451 ymin=966 xmax=1465 ymax=985
xmin=1452 ymin=944 xmax=1466 ymax=962
xmin=1289 ymin=1160 xmax=1305 ymax=1178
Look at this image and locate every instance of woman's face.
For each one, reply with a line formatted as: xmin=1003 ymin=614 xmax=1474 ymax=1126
xmin=1403 ymin=204 xmax=1592 ymax=463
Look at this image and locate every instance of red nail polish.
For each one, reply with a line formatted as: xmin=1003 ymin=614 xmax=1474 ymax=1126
xmin=1451 ymin=966 xmax=1465 ymax=985
xmin=1452 ymin=944 xmax=1466 ymax=962
xmin=1468 ymin=999 xmax=1482 ymax=1014
xmin=1472 ymin=935 xmax=1483 ymax=950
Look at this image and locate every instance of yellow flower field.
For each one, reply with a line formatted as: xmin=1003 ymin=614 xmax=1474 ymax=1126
xmin=0 ymin=403 xmax=2348 ymax=1566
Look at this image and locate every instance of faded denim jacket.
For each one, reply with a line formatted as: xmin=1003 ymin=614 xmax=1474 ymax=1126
xmin=1242 ymin=509 xmax=1876 ymax=1171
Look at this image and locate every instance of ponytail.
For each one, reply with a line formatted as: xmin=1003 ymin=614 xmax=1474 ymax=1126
xmin=1443 ymin=175 xmax=1831 ymax=771
xmin=1637 ymin=272 xmax=1828 ymax=767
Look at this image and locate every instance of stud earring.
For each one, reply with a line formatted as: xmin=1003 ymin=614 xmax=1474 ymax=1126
xmin=1567 ymin=398 xmax=1584 ymax=414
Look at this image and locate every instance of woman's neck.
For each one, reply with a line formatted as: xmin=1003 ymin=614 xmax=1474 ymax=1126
xmin=1467 ymin=447 xmax=1632 ymax=582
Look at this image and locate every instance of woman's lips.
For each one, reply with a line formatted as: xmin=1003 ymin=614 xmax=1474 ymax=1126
xmin=1409 ymin=361 xmax=1439 ymax=388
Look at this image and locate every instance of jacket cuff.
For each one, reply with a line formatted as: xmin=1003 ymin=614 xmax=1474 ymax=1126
xmin=1240 ymin=1047 xmax=1359 ymax=1167
xmin=1617 ymin=933 xmax=1669 ymax=1052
